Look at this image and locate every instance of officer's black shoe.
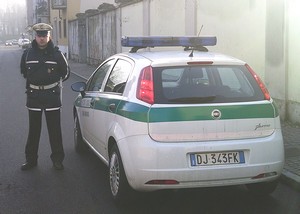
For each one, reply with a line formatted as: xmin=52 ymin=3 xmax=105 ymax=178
xmin=21 ymin=162 xmax=37 ymax=171
xmin=53 ymin=162 xmax=64 ymax=170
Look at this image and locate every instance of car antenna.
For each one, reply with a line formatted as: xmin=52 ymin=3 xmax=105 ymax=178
xmin=189 ymin=25 xmax=204 ymax=58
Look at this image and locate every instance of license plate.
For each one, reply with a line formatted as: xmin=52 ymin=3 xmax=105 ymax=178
xmin=190 ymin=151 xmax=245 ymax=166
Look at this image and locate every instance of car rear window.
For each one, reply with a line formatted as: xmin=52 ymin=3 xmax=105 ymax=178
xmin=153 ymin=65 xmax=265 ymax=104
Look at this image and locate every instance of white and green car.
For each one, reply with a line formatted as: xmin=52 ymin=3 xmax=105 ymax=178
xmin=71 ymin=36 xmax=284 ymax=202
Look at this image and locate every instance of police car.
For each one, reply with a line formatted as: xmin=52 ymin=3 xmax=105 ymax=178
xmin=71 ymin=36 xmax=284 ymax=202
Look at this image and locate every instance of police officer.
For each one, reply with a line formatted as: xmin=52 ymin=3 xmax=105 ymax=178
xmin=20 ymin=23 xmax=70 ymax=170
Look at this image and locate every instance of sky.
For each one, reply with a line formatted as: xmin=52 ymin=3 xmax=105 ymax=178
xmin=0 ymin=0 xmax=26 ymax=10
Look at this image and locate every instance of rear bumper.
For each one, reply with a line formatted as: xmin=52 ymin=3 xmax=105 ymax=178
xmin=117 ymin=130 xmax=284 ymax=191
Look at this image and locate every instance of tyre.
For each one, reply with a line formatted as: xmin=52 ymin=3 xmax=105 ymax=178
xmin=109 ymin=145 xmax=132 ymax=204
xmin=246 ymin=179 xmax=279 ymax=196
xmin=74 ymin=114 xmax=86 ymax=153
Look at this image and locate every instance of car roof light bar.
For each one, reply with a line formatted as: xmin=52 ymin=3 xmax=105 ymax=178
xmin=121 ymin=36 xmax=217 ymax=52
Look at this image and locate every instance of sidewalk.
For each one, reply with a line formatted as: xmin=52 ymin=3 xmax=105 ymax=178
xmin=68 ymin=60 xmax=300 ymax=191
xmin=281 ymin=122 xmax=300 ymax=190
xmin=69 ymin=60 xmax=97 ymax=80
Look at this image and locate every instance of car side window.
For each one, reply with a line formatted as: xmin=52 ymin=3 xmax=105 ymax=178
xmin=104 ymin=59 xmax=132 ymax=93
xmin=87 ymin=60 xmax=115 ymax=92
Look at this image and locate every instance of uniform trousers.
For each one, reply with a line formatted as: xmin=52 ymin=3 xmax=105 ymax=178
xmin=25 ymin=109 xmax=65 ymax=164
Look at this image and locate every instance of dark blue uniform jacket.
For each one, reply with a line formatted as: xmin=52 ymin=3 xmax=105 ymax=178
xmin=20 ymin=39 xmax=70 ymax=109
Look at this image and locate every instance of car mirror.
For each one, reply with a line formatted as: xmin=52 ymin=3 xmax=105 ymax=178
xmin=71 ymin=82 xmax=86 ymax=97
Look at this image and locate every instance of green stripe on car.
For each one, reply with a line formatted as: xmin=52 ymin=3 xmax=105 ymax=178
xmin=148 ymin=103 xmax=275 ymax=122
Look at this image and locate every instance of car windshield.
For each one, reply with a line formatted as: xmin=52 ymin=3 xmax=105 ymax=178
xmin=153 ymin=65 xmax=265 ymax=104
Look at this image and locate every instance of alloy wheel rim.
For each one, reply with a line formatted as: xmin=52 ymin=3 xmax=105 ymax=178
xmin=110 ymin=153 xmax=120 ymax=196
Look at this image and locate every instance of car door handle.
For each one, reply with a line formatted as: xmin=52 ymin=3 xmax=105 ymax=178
xmin=90 ymin=99 xmax=95 ymax=107
xmin=108 ymin=103 xmax=116 ymax=112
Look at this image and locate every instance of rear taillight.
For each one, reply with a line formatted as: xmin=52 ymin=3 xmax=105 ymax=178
xmin=245 ymin=64 xmax=270 ymax=100
xmin=136 ymin=66 xmax=154 ymax=104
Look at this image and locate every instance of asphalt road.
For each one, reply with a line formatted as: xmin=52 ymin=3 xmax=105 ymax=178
xmin=0 ymin=45 xmax=300 ymax=214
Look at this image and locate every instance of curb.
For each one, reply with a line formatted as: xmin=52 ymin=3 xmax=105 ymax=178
xmin=71 ymin=71 xmax=88 ymax=80
xmin=281 ymin=169 xmax=300 ymax=191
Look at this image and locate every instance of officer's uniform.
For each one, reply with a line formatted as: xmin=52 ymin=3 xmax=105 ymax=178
xmin=20 ymin=23 xmax=70 ymax=170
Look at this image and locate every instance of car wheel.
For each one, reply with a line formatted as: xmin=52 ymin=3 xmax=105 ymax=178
xmin=246 ymin=179 xmax=279 ymax=196
xmin=109 ymin=145 xmax=131 ymax=203
xmin=74 ymin=114 xmax=86 ymax=153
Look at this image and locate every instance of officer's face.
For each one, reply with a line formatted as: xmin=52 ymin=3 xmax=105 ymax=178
xmin=35 ymin=33 xmax=50 ymax=49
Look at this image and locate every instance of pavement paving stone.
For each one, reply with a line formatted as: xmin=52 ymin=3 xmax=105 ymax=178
xmin=281 ymin=121 xmax=300 ymax=190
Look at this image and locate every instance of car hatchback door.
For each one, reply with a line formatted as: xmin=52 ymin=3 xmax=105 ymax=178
xmin=148 ymin=64 xmax=278 ymax=142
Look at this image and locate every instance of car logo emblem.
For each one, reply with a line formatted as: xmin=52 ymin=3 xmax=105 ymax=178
xmin=211 ymin=109 xmax=221 ymax=120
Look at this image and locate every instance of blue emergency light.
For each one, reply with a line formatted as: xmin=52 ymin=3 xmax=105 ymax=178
xmin=121 ymin=36 xmax=217 ymax=48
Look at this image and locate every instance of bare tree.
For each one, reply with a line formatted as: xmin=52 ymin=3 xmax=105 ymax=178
xmin=0 ymin=2 xmax=27 ymax=40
